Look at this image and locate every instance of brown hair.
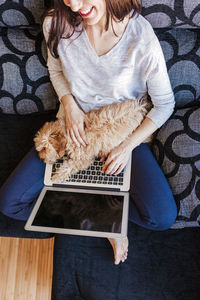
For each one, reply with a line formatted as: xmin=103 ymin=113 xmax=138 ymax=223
xmin=43 ymin=0 xmax=141 ymax=58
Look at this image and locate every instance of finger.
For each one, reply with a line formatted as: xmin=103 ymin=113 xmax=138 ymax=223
xmin=78 ymin=127 xmax=88 ymax=146
xmin=84 ymin=117 xmax=91 ymax=129
xmin=69 ymin=129 xmax=80 ymax=147
xmin=100 ymin=156 xmax=106 ymax=163
xmin=104 ymin=161 xmax=119 ymax=175
xmin=114 ymin=164 xmax=125 ymax=175
xmin=106 ymin=164 xmax=119 ymax=175
xmin=66 ymin=129 xmax=72 ymax=143
xmin=73 ymin=126 xmax=87 ymax=147
xmin=64 ymin=125 xmax=67 ymax=133
xmin=102 ymin=154 xmax=115 ymax=172
xmin=101 ymin=159 xmax=111 ymax=173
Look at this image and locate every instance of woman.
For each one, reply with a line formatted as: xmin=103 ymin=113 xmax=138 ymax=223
xmin=0 ymin=0 xmax=177 ymax=265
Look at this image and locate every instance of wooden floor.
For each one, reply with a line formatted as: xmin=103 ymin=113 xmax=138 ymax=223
xmin=0 ymin=237 xmax=54 ymax=300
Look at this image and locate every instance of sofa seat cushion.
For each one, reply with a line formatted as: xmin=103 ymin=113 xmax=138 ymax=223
xmin=0 ymin=0 xmax=45 ymax=28
xmin=0 ymin=27 xmax=58 ymax=114
xmin=155 ymin=28 xmax=200 ymax=108
xmin=152 ymin=104 xmax=200 ymax=228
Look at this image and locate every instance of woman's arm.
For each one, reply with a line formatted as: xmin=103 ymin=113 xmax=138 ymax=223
xmin=146 ymin=38 xmax=175 ymax=128
xmin=124 ymin=117 xmax=158 ymax=149
xmin=43 ymin=17 xmax=90 ymax=147
xmin=43 ymin=17 xmax=71 ymax=101
xmin=102 ymin=36 xmax=175 ymax=175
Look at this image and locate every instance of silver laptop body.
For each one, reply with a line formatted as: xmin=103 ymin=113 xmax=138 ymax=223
xmin=44 ymin=156 xmax=132 ymax=192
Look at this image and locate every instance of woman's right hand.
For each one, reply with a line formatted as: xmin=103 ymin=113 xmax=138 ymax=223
xmin=61 ymin=95 xmax=91 ymax=147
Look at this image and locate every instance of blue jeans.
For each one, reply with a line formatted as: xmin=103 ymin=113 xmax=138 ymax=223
xmin=0 ymin=143 xmax=177 ymax=230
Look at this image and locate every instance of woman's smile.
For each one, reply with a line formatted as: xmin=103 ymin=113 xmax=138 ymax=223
xmin=64 ymin=0 xmax=107 ymax=27
xmin=79 ymin=6 xmax=94 ymax=17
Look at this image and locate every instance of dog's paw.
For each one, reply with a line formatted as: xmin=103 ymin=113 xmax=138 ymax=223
xmin=51 ymin=172 xmax=69 ymax=183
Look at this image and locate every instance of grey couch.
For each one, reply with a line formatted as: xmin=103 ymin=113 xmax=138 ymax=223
xmin=0 ymin=1 xmax=200 ymax=299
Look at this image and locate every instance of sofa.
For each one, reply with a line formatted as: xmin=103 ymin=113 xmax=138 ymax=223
xmin=0 ymin=0 xmax=200 ymax=299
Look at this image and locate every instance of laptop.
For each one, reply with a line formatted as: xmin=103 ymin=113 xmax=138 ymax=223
xmin=25 ymin=155 xmax=131 ymax=238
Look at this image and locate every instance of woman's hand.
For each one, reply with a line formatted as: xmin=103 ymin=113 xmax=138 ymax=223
xmin=101 ymin=139 xmax=133 ymax=175
xmin=62 ymin=95 xmax=91 ymax=147
xmin=101 ymin=116 xmax=158 ymax=175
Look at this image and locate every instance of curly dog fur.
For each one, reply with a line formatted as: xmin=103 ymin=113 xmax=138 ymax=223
xmin=34 ymin=96 xmax=152 ymax=182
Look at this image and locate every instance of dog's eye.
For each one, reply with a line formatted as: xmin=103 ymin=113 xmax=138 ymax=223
xmin=40 ymin=148 xmax=46 ymax=155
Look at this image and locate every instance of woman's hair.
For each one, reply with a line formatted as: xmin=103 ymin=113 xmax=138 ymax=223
xmin=43 ymin=0 xmax=141 ymax=58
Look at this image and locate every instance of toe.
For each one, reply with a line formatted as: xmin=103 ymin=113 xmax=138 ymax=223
xmin=115 ymin=256 xmax=121 ymax=265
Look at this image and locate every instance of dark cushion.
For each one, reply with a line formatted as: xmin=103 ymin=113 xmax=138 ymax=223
xmin=0 ymin=0 xmax=46 ymax=28
xmin=142 ymin=0 xmax=200 ymax=28
xmin=51 ymin=222 xmax=200 ymax=300
xmin=0 ymin=110 xmax=57 ymax=237
xmin=0 ymin=211 xmax=53 ymax=238
xmin=0 ymin=27 xmax=58 ymax=114
xmin=152 ymin=104 xmax=200 ymax=228
xmin=0 ymin=110 xmax=57 ymax=187
xmin=156 ymin=28 xmax=200 ymax=107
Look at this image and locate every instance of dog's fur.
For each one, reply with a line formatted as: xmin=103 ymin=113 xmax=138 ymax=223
xmin=34 ymin=97 xmax=152 ymax=182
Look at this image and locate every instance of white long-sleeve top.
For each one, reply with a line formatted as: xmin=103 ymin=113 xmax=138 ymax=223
xmin=43 ymin=12 xmax=175 ymax=128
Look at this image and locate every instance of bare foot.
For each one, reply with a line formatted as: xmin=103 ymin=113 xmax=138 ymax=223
xmin=108 ymin=237 xmax=129 ymax=265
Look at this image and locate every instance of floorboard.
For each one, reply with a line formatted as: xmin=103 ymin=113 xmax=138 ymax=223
xmin=0 ymin=237 xmax=54 ymax=300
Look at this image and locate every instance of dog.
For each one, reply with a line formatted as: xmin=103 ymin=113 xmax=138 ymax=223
xmin=34 ymin=96 xmax=152 ymax=182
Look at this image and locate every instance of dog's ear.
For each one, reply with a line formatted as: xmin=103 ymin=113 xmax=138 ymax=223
xmin=34 ymin=120 xmax=67 ymax=160
xmin=34 ymin=134 xmax=45 ymax=152
xmin=34 ymin=121 xmax=55 ymax=151
xmin=37 ymin=148 xmax=48 ymax=161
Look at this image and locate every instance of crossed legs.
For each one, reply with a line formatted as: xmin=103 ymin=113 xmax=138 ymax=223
xmin=0 ymin=144 xmax=177 ymax=264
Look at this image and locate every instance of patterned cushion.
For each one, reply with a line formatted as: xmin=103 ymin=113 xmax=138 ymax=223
xmin=0 ymin=0 xmax=45 ymax=28
xmin=142 ymin=0 xmax=200 ymax=28
xmin=0 ymin=27 xmax=58 ymax=114
xmin=152 ymin=105 xmax=200 ymax=228
xmin=156 ymin=28 xmax=200 ymax=108
xmin=1 ymin=26 xmax=199 ymax=114
xmin=2 ymin=0 xmax=198 ymax=29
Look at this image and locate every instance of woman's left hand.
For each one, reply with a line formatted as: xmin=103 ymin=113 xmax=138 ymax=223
xmin=101 ymin=139 xmax=133 ymax=175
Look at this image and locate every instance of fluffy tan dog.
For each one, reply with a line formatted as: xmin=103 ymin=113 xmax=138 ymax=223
xmin=34 ymin=97 xmax=152 ymax=182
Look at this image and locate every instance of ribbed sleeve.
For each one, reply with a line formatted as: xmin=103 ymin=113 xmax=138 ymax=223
xmin=43 ymin=17 xmax=71 ymax=101
xmin=146 ymin=37 xmax=175 ymax=127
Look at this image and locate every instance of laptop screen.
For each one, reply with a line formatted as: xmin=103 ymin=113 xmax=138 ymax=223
xmin=31 ymin=190 xmax=124 ymax=233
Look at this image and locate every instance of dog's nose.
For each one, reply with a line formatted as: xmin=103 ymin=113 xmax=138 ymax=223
xmin=39 ymin=157 xmax=48 ymax=164
xmin=39 ymin=157 xmax=45 ymax=163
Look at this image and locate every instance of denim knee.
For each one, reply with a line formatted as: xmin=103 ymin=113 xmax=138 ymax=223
xmin=143 ymin=198 xmax=177 ymax=231
xmin=0 ymin=179 xmax=43 ymax=221
xmin=0 ymin=185 xmax=20 ymax=219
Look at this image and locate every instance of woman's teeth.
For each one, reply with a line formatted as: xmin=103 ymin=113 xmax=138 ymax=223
xmin=82 ymin=8 xmax=91 ymax=14
xmin=80 ymin=7 xmax=93 ymax=17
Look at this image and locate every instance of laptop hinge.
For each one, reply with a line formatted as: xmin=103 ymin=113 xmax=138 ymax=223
xmin=52 ymin=184 xmax=121 ymax=192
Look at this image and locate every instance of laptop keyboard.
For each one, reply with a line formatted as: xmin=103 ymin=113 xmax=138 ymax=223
xmin=51 ymin=157 xmax=124 ymax=186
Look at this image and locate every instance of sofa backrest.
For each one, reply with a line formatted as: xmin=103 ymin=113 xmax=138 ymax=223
xmin=0 ymin=0 xmax=199 ymax=114
xmin=142 ymin=0 xmax=200 ymax=107
xmin=0 ymin=0 xmax=45 ymax=28
xmin=0 ymin=0 xmax=58 ymax=114
xmin=142 ymin=0 xmax=200 ymax=29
